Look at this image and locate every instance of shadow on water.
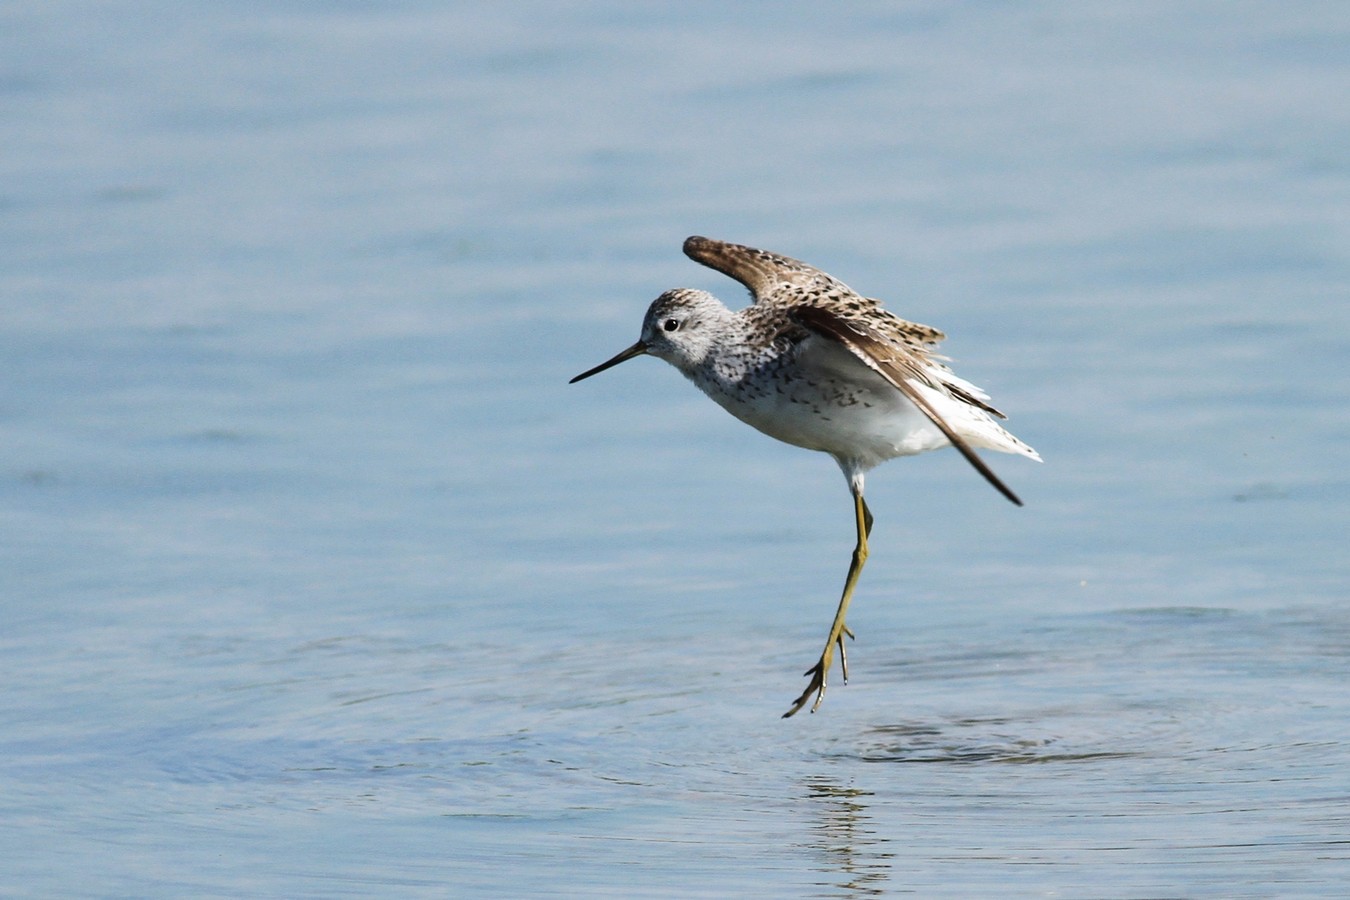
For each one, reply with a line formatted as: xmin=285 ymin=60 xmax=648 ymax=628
xmin=847 ymin=718 xmax=1141 ymax=765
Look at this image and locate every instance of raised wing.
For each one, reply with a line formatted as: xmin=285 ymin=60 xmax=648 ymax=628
xmin=789 ymin=304 xmax=1024 ymax=506
xmin=683 ymin=235 xmax=850 ymax=306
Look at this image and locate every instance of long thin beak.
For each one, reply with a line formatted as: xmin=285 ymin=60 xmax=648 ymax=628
xmin=569 ymin=341 xmax=649 ymax=383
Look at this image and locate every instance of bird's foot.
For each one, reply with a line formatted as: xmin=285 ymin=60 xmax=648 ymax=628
xmin=784 ymin=657 xmax=830 ymax=718
xmin=782 ymin=626 xmax=854 ymax=718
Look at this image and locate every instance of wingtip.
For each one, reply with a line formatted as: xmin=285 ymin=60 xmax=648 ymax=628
xmin=986 ymin=466 xmax=1025 ymax=506
xmin=682 ymin=235 xmax=712 ymax=260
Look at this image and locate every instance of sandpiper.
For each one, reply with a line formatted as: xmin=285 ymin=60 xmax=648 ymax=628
xmin=571 ymin=236 xmax=1040 ymax=717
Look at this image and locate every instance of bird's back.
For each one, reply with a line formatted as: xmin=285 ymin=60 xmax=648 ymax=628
xmin=682 ymin=236 xmax=1040 ymax=475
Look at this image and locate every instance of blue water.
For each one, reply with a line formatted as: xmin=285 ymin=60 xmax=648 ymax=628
xmin=4 ymin=2 xmax=1348 ymax=896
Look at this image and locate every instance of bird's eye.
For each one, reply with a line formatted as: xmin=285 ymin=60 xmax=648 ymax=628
xmin=663 ymin=318 xmax=680 ymax=332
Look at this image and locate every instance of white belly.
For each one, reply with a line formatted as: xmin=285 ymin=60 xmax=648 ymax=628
xmin=715 ymin=369 xmax=949 ymax=468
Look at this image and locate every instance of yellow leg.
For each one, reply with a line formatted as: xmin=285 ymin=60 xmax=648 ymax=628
xmin=784 ymin=489 xmax=872 ymax=717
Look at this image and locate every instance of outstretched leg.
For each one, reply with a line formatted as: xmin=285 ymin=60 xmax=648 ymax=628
xmin=783 ymin=487 xmax=873 ymax=717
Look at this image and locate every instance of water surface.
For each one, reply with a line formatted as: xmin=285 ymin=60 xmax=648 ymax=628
xmin=3 ymin=2 xmax=1348 ymax=896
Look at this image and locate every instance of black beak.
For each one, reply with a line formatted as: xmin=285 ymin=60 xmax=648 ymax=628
xmin=569 ymin=341 xmax=649 ymax=383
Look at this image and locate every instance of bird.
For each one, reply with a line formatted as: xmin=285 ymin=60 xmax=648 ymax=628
xmin=570 ymin=236 xmax=1040 ymax=717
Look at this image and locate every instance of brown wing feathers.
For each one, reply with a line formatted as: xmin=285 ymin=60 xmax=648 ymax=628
xmin=683 ymin=235 xmax=841 ymax=303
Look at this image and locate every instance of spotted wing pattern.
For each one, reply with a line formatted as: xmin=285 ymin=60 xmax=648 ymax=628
xmin=683 ymin=235 xmax=845 ymax=304
xmin=683 ymin=235 xmax=947 ymax=341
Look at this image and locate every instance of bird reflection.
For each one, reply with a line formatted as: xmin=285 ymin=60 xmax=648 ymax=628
xmin=802 ymin=777 xmax=892 ymax=896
